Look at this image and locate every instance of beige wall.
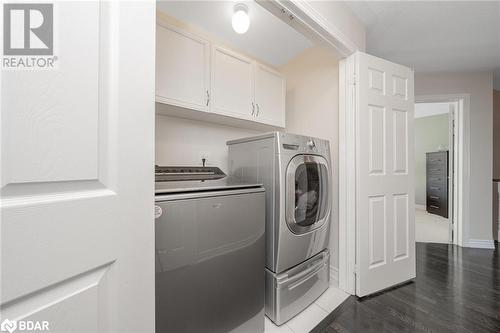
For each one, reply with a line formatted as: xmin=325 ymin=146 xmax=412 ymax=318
xmin=281 ymin=47 xmax=341 ymax=269
xmin=415 ymin=71 xmax=494 ymax=241
xmin=494 ymin=90 xmax=500 ymax=179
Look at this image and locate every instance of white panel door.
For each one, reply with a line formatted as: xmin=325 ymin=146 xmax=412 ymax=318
xmin=211 ymin=45 xmax=254 ymax=119
xmin=156 ymin=21 xmax=210 ymax=111
xmin=255 ymin=64 xmax=286 ymax=127
xmin=354 ymin=52 xmax=415 ymax=296
xmin=1 ymin=2 xmax=155 ymax=332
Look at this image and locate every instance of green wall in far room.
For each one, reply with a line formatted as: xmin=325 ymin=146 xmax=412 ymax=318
xmin=415 ymin=113 xmax=449 ymax=205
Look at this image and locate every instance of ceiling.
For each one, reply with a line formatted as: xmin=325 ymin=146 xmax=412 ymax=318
xmin=415 ymin=102 xmax=450 ymax=119
xmin=156 ymin=1 xmax=313 ymax=67
xmin=345 ymin=1 xmax=500 ymax=89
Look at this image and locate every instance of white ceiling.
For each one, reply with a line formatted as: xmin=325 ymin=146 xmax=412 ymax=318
xmin=415 ymin=102 xmax=450 ymax=119
xmin=156 ymin=1 xmax=313 ymax=67
xmin=346 ymin=1 xmax=500 ymax=89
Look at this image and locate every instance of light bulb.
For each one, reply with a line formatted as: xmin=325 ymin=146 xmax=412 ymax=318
xmin=232 ymin=4 xmax=250 ymax=34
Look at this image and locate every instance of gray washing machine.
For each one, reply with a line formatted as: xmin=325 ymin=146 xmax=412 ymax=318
xmin=155 ymin=167 xmax=265 ymax=333
xmin=227 ymin=132 xmax=331 ymax=325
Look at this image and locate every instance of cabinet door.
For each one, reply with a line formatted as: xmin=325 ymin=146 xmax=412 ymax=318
xmin=211 ymin=46 xmax=254 ymax=119
xmin=255 ymin=64 xmax=286 ymax=127
xmin=156 ymin=22 xmax=209 ymax=111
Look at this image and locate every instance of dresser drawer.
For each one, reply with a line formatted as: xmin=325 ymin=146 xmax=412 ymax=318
xmin=427 ymin=164 xmax=447 ymax=175
xmin=427 ymin=183 xmax=445 ymax=194
xmin=428 ymin=174 xmax=447 ymax=183
xmin=427 ymin=152 xmax=447 ymax=165
xmin=427 ymin=203 xmax=442 ymax=216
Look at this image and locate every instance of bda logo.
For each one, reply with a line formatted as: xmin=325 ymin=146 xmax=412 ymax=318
xmin=3 ymin=3 xmax=53 ymax=55
xmin=0 ymin=319 xmax=17 ymax=333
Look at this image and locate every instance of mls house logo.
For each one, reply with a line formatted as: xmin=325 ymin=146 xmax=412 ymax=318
xmin=0 ymin=319 xmax=17 ymax=333
xmin=2 ymin=3 xmax=57 ymax=69
xmin=0 ymin=319 xmax=50 ymax=332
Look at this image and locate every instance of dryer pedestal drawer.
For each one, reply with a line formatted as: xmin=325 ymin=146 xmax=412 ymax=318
xmin=265 ymin=250 xmax=329 ymax=325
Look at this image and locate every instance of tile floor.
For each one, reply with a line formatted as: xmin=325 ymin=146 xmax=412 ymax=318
xmin=415 ymin=208 xmax=449 ymax=243
xmin=264 ymin=286 xmax=349 ymax=333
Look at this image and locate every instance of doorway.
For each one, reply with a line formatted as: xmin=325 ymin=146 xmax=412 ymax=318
xmin=414 ymin=94 xmax=471 ymax=248
xmin=414 ymin=102 xmax=454 ymax=244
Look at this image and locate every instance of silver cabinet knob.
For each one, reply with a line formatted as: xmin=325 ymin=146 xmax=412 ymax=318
xmin=307 ymin=140 xmax=316 ymax=149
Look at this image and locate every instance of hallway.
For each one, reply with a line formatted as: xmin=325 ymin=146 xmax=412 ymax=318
xmin=415 ymin=209 xmax=449 ymax=244
xmin=313 ymin=243 xmax=500 ymax=333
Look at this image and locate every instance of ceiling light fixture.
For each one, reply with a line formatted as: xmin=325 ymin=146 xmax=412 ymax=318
xmin=232 ymin=3 xmax=250 ymax=34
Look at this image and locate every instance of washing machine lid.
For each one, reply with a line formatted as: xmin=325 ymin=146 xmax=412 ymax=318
xmin=155 ymin=166 xmax=262 ymax=195
xmin=155 ymin=178 xmax=262 ymax=195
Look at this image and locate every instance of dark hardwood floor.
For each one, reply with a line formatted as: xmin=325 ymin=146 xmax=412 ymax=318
xmin=312 ymin=242 xmax=499 ymax=333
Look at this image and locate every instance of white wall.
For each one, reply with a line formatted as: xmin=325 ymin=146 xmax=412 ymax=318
xmin=415 ymin=71 xmax=494 ymax=242
xmin=155 ymin=115 xmax=260 ymax=172
xmin=281 ymin=46 xmax=341 ymax=269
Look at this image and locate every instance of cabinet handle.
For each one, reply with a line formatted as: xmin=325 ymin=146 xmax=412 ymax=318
xmin=206 ymin=90 xmax=210 ymax=106
xmin=256 ymin=103 xmax=260 ymax=116
xmin=252 ymin=102 xmax=255 ymax=115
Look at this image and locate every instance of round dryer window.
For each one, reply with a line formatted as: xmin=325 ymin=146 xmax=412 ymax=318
xmin=286 ymin=155 xmax=331 ymax=234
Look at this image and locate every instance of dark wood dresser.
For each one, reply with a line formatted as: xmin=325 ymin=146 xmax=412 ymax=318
xmin=426 ymin=151 xmax=449 ymax=218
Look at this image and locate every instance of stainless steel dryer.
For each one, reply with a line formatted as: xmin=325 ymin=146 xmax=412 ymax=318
xmin=227 ymin=132 xmax=332 ymax=325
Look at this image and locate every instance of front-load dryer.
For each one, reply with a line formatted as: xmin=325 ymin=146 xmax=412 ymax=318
xmin=227 ymin=132 xmax=332 ymax=325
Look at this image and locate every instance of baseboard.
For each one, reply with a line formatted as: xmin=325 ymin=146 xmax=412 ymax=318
xmin=330 ymin=266 xmax=339 ymax=286
xmin=415 ymin=204 xmax=426 ymax=211
xmin=466 ymin=239 xmax=495 ymax=249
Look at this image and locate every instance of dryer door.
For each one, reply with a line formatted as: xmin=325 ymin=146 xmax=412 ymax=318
xmin=286 ymin=155 xmax=331 ymax=234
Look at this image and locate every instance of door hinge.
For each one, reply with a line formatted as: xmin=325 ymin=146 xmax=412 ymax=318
xmin=350 ymin=73 xmax=358 ymax=86
xmin=206 ymin=90 xmax=210 ymax=106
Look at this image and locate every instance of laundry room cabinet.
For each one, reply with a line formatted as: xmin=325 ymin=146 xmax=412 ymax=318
xmin=156 ymin=22 xmax=210 ymax=112
xmin=211 ymin=46 xmax=255 ymax=120
xmin=155 ymin=19 xmax=286 ymax=128
xmin=254 ymin=64 xmax=286 ymax=127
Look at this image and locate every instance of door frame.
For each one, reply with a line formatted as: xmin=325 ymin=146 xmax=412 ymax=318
xmin=338 ymin=85 xmax=471 ymax=294
xmin=415 ymin=95 xmax=471 ymax=248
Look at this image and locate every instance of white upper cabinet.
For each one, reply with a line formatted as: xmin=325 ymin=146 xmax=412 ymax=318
xmin=211 ymin=46 xmax=254 ymax=119
xmin=255 ymin=64 xmax=286 ymax=127
xmin=155 ymin=21 xmax=285 ymax=128
xmin=156 ymin=22 xmax=210 ymax=111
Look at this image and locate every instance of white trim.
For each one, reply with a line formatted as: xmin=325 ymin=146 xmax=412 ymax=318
xmin=447 ymin=104 xmax=455 ymax=244
xmin=257 ymin=0 xmax=359 ymax=57
xmin=338 ymin=56 xmax=357 ymax=295
xmin=466 ymin=239 xmax=495 ymax=249
xmin=415 ymin=204 xmax=426 ymax=211
xmin=416 ymin=94 xmax=471 ymax=248
xmin=330 ymin=266 xmax=339 ymax=287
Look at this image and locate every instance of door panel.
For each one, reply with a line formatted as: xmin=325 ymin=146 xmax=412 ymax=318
xmin=1 ymin=2 xmax=155 ymax=331
xmin=355 ymin=52 xmax=415 ymax=296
